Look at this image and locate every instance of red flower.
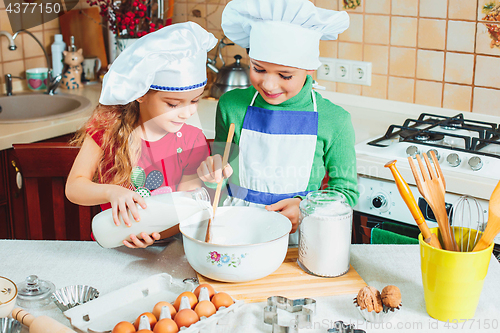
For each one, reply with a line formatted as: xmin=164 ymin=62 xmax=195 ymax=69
xmin=88 ymin=0 xmax=170 ymax=38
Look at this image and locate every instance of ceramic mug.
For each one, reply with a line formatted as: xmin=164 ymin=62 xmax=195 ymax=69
xmin=26 ymin=68 xmax=48 ymax=91
xmin=82 ymin=57 xmax=102 ymax=81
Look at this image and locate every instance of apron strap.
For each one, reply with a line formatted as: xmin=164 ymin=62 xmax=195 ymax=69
xmin=227 ymin=183 xmax=311 ymax=206
xmin=250 ymin=91 xmax=259 ymax=106
xmin=251 ymin=91 xmax=317 ymax=111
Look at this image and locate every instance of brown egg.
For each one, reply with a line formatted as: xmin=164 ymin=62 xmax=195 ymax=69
xmin=173 ymin=308 xmax=199 ymax=328
xmin=211 ymin=292 xmax=234 ymax=310
xmin=112 ymin=321 xmax=136 ymax=333
xmin=173 ymin=292 xmax=197 ymax=311
xmin=194 ymin=300 xmax=216 ymax=318
xmin=136 ymin=330 xmax=153 ymax=333
xmin=153 ymin=318 xmax=178 ymax=333
xmin=193 ymin=284 xmax=215 ymax=300
xmin=152 ymin=302 xmax=177 ymax=320
xmin=134 ymin=313 xmax=157 ymax=330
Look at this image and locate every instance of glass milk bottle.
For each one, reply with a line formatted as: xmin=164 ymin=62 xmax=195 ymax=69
xmin=298 ymin=190 xmax=353 ymax=277
xmin=92 ymin=188 xmax=211 ymax=248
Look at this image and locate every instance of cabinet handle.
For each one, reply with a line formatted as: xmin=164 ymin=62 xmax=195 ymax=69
xmin=11 ymin=160 xmax=23 ymax=190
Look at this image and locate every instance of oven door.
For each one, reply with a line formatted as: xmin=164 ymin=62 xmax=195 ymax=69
xmin=353 ymin=175 xmax=500 ymax=258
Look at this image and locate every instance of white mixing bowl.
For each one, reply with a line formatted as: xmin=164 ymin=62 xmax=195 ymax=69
xmin=180 ymin=206 xmax=292 ymax=282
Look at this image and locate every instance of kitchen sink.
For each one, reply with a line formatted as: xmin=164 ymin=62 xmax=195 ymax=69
xmin=0 ymin=94 xmax=91 ymax=123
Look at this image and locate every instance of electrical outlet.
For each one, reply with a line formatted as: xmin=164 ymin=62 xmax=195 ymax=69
xmin=335 ymin=61 xmax=351 ymax=82
xmin=317 ymin=57 xmax=372 ymax=86
xmin=316 ymin=58 xmax=336 ymax=81
xmin=351 ymin=62 xmax=372 ymax=86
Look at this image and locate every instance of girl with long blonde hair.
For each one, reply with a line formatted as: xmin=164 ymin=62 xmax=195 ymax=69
xmin=66 ymin=22 xmax=217 ymax=248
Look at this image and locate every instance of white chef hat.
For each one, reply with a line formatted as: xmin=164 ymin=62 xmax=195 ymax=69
xmin=100 ymin=22 xmax=218 ymax=105
xmin=221 ymin=0 xmax=349 ymax=70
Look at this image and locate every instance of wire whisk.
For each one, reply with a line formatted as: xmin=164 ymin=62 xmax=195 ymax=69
xmin=448 ymin=196 xmax=486 ymax=252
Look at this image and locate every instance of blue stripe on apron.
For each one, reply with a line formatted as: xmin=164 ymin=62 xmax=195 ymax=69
xmin=242 ymin=106 xmax=318 ymax=135
xmin=227 ymin=183 xmax=311 ymax=206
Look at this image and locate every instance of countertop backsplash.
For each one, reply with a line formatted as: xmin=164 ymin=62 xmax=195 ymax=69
xmin=1 ymin=0 xmax=499 ymax=116
xmin=172 ymin=0 xmax=500 ymax=116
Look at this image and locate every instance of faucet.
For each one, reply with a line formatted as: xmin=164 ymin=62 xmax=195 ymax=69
xmin=0 ymin=30 xmax=63 ymax=95
xmin=5 ymin=74 xmax=23 ymax=96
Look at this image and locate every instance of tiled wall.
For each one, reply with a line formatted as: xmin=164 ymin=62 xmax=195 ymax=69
xmin=0 ymin=0 xmax=62 ymax=87
xmin=1 ymin=0 xmax=498 ymax=116
xmin=173 ymin=0 xmax=500 ymax=116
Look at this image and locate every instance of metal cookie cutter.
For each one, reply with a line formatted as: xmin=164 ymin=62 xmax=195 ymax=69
xmin=264 ymin=296 xmax=316 ymax=333
xmin=327 ymin=321 xmax=366 ymax=333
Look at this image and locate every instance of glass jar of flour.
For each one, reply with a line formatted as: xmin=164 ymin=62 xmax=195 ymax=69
xmin=298 ymin=190 xmax=353 ymax=277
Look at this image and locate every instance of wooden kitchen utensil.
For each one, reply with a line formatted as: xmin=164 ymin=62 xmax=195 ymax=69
xmin=12 ymin=308 xmax=77 ymax=333
xmin=385 ymin=160 xmax=442 ymax=249
xmin=408 ymin=152 xmax=458 ymax=251
xmin=473 ymin=180 xmax=500 ymax=251
xmin=205 ymin=123 xmax=235 ymax=243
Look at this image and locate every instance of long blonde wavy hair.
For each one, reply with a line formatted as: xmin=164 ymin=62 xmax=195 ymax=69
xmin=71 ymin=101 xmax=142 ymax=186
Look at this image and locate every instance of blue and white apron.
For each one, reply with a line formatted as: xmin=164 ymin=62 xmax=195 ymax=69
xmin=224 ymin=91 xmax=318 ymax=244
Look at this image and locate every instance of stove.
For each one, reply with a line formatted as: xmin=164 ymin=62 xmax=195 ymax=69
xmin=354 ymin=112 xmax=500 ymax=246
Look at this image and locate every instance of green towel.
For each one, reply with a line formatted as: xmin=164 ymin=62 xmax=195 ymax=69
xmin=371 ymin=221 xmax=420 ymax=245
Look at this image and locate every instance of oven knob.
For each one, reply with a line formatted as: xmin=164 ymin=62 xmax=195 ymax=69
xmin=427 ymin=149 xmax=440 ymax=161
xmin=468 ymin=156 xmax=483 ymax=171
xmin=446 ymin=153 xmax=461 ymax=167
xmin=406 ymin=146 xmax=419 ymax=158
xmin=372 ymin=195 xmax=387 ymax=209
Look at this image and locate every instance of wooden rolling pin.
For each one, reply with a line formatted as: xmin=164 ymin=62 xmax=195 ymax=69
xmin=12 ymin=308 xmax=77 ymax=333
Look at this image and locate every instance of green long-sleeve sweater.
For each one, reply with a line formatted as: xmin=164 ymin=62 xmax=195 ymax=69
xmin=208 ymin=75 xmax=359 ymax=207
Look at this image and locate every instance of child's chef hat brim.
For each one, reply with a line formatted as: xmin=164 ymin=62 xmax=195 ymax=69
xmin=222 ymin=0 xmax=349 ymax=70
xmin=100 ymin=22 xmax=217 ymax=105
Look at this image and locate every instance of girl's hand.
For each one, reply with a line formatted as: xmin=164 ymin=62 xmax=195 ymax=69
xmin=265 ymin=198 xmax=302 ymax=233
xmin=123 ymin=232 xmax=161 ymax=249
xmin=107 ymin=185 xmax=147 ymax=227
xmin=197 ymin=154 xmax=233 ymax=183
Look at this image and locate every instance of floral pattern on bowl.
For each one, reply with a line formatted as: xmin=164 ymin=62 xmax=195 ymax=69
xmin=207 ymin=251 xmax=248 ymax=268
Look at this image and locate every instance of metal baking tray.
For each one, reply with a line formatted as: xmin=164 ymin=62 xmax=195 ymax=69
xmin=64 ymin=273 xmax=243 ymax=333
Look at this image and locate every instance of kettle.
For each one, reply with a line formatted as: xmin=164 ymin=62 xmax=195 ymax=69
xmin=207 ymin=37 xmax=251 ymax=99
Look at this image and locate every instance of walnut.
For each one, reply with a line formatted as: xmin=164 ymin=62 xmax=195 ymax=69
xmin=356 ymin=286 xmax=383 ymax=313
xmin=381 ymin=285 xmax=402 ymax=308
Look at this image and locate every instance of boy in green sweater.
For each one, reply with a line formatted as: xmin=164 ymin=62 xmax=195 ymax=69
xmin=197 ymin=0 xmax=359 ymax=236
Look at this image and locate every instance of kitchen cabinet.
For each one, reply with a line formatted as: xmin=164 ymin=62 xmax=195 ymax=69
xmin=1 ymin=133 xmax=99 ymax=240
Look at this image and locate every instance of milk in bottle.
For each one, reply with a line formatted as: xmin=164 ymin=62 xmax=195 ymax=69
xmin=92 ymin=188 xmax=211 ymax=248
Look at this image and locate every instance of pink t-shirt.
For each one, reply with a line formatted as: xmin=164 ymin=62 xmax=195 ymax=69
xmin=89 ymin=124 xmax=210 ymax=210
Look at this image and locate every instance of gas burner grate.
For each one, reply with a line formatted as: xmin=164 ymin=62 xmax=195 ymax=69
xmin=368 ymin=113 xmax=500 ymax=158
xmin=399 ymin=129 xmax=444 ymax=143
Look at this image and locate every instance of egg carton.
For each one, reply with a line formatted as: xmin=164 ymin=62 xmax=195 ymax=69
xmin=64 ymin=273 xmax=244 ymax=333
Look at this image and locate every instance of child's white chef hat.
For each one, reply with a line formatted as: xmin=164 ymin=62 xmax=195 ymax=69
xmin=100 ymin=22 xmax=217 ymax=105
xmin=222 ymin=0 xmax=349 ymax=70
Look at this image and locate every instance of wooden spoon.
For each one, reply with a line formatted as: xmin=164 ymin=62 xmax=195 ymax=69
xmin=205 ymin=123 xmax=235 ymax=243
xmin=473 ymin=180 xmax=500 ymax=252
xmin=385 ymin=160 xmax=442 ymax=249
xmin=408 ymin=152 xmax=458 ymax=251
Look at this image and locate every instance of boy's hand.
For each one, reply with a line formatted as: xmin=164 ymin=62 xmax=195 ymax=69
xmin=197 ymin=154 xmax=233 ymax=183
xmin=265 ymin=198 xmax=302 ymax=233
xmin=107 ymin=185 xmax=147 ymax=227
xmin=123 ymin=232 xmax=161 ymax=249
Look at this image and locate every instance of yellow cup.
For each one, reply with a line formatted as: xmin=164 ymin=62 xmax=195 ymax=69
xmin=419 ymin=227 xmax=493 ymax=321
